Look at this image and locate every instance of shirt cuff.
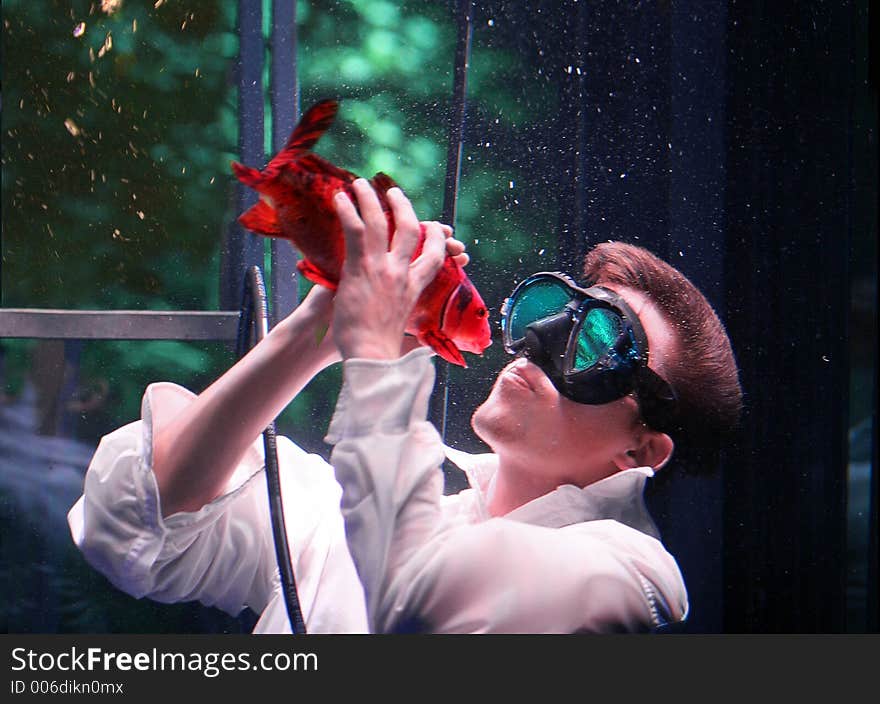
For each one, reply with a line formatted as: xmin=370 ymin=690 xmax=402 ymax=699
xmin=324 ymin=347 xmax=435 ymax=444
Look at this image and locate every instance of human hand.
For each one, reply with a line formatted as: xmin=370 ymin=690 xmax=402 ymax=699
xmin=332 ymin=178 xmax=446 ymax=361
xmin=397 ymin=227 xmax=470 ymax=356
xmin=445 ymin=232 xmax=469 ymax=267
xmin=423 ymin=221 xmax=469 ymax=269
xmin=276 ymin=228 xmax=466 ymax=365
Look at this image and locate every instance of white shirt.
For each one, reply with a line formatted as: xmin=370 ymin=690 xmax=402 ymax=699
xmin=327 ymin=348 xmax=688 ymax=633
xmin=68 ymin=348 xmax=688 ymax=634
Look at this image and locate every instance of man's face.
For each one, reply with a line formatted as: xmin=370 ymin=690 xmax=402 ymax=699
xmin=471 ymin=284 xmax=676 ymax=488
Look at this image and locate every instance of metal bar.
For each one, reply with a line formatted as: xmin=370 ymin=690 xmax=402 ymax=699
xmin=429 ymin=0 xmax=473 ymax=445
xmin=0 ymin=310 xmax=240 ymax=340
xmin=269 ymin=0 xmax=300 ymax=326
xmin=221 ymin=0 xmax=266 ymax=311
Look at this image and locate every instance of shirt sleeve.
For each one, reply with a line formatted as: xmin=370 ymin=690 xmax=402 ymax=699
xmin=66 ymin=382 xmax=357 ymax=625
xmin=326 ymin=349 xmax=686 ymax=634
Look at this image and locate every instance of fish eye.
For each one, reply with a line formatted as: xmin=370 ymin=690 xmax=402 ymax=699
xmin=477 ymin=307 xmax=487 ymax=317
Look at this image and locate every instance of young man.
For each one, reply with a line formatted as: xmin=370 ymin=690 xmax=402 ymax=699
xmin=68 ymin=179 xmax=741 ymax=633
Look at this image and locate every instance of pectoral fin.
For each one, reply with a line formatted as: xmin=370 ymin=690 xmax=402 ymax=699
xmin=238 ymin=199 xmax=281 ymax=236
xmin=418 ymin=328 xmax=467 ymax=368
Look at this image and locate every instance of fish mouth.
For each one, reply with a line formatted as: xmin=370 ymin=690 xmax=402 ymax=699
xmin=457 ymin=336 xmax=493 ymax=353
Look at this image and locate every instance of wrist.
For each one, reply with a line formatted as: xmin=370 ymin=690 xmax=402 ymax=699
xmin=338 ymin=336 xmax=401 ymax=362
xmin=272 ymin=307 xmax=339 ymax=367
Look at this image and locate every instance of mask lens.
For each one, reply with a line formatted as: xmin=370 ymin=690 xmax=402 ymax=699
xmin=507 ymin=278 xmax=573 ymax=343
xmin=573 ymin=307 xmax=622 ymax=371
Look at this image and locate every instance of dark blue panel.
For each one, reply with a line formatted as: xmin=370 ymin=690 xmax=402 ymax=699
xmin=270 ymin=0 xmax=300 ymax=326
xmin=221 ymin=0 xmax=265 ymax=311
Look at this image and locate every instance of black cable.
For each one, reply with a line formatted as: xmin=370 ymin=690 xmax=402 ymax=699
xmin=238 ymin=265 xmax=307 ymax=635
xmin=429 ymin=0 xmax=474 ymax=445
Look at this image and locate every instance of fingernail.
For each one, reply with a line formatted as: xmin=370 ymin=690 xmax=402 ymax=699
xmin=387 ymin=187 xmax=402 ymax=196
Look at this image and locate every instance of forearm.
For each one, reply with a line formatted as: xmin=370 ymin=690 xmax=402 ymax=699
xmin=154 ymin=296 xmax=337 ymax=517
xmin=326 ymin=349 xmax=445 ymax=630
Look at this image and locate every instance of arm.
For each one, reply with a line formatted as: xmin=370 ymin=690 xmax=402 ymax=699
xmin=325 ymin=179 xmax=448 ymax=629
xmin=154 ymin=222 xmax=465 ymax=518
xmin=153 ymin=284 xmax=338 ymax=517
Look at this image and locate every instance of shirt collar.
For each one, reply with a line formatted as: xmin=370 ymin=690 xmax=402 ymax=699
xmin=444 ymin=446 xmax=661 ymax=539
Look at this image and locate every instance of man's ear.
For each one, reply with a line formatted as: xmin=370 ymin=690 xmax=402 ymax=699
xmin=613 ymin=431 xmax=675 ymax=472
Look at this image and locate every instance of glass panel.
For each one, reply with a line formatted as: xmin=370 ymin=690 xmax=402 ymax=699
xmin=0 ymin=338 xmax=255 ymax=633
xmin=845 ymin=43 xmax=877 ymax=628
xmin=1 ymin=1 xmax=238 ymax=310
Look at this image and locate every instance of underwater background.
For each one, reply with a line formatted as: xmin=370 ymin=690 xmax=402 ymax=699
xmin=1 ymin=0 xmax=876 ymax=633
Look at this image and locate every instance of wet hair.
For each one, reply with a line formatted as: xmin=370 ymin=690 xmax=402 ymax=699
xmin=583 ymin=241 xmax=743 ymax=473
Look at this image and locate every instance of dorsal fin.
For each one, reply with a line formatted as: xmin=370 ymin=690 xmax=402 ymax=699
xmin=284 ymin=100 xmax=339 ymax=152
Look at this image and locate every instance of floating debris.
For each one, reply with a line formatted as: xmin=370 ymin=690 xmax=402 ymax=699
xmin=97 ymin=32 xmax=113 ymax=58
xmin=64 ymin=118 xmax=81 ymax=137
xmin=136 ymin=211 xmax=145 ymax=220
xmin=73 ymin=22 xmax=86 ymax=38
xmin=66 ymin=71 xmax=76 ymax=82
xmin=101 ymin=0 xmax=123 ymax=14
xmin=132 ymin=19 xmax=137 ymax=33
xmin=154 ymin=0 xmax=165 ymax=7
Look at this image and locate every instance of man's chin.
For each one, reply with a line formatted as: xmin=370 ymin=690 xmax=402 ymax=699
xmin=471 ymin=398 xmax=522 ymax=450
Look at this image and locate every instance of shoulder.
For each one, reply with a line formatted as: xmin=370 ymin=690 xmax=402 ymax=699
xmin=564 ymin=519 xmax=689 ymax=627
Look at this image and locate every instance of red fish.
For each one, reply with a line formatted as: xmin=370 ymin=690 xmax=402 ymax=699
xmin=231 ymin=99 xmax=492 ymax=367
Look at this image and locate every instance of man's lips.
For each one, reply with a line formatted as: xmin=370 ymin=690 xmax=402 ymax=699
xmin=502 ymin=358 xmax=544 ymax=392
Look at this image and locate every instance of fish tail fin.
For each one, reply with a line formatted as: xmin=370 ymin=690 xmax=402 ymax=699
xmin=284 ymin=100 xmax=339 ymax=151
xmin=418 ymin=329 xmax=467 ymax=368
xmin=231 ymin=161 xmax=264 ymax=188
xmin=238 ymin=199 xmax=281 ymax=237
xmin=297 ymin=259 xmax=339 ymax=291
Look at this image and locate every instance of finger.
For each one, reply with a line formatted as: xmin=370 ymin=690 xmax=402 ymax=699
xmin=409 ymin=220 xmax=446 ymax=290
xmin=334 ymin=191 xmax=366 ymax=264
xmin=351 ymin=178 xmax=388 ymax=255
xmin=422 ymin=221 xmax=455 ymax=241
xmin=452 ymin=252 xmax=470 ymax=268
xmin=387 ymin=187 xmax=422 ymax=263
xmin=445 ymin=237 xmax=465 ymax=256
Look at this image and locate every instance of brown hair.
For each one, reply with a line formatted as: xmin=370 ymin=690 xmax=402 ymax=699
xmin=583 ymin=241 xmax=743 ymax=472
